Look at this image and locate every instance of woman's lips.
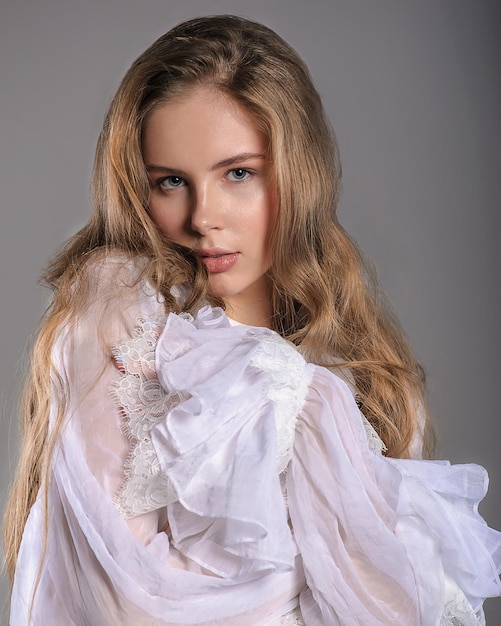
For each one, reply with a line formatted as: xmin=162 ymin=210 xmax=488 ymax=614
xmin=199 ymin=250 xmax=240 ymax=273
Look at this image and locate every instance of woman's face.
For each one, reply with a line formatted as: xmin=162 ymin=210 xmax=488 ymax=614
xmin=143 ymin=87 xmax=277 ymax=326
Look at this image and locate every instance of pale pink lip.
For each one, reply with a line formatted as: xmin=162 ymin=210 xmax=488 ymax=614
xmin=198 ymin=249 xmax=240 ymax=273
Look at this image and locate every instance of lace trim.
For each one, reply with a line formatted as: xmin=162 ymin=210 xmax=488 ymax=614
xmin=279 ymin=607 xmax=305 ymax=625
xmin=247 ymin=331 xmax=312 ymax=473
xmin=362 ymin=414 xmax=387 ymax=455
xmin=440 ymin=589 xmax=485 ymax=626
xmin=275 ymin=595 xmax=484 ymax=626
xmin=112 ymin=317 xmax=182 ymax=519
xmin=272 ymin=590 xmax=484 ymax=625
xmin=354 ymin=392 xmax=387 ymax=455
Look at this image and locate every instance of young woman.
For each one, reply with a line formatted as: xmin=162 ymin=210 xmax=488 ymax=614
xmin=4 ymin=14 xmax=501 ymax=625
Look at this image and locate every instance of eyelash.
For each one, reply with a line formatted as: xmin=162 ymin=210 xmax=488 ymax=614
xmin=227 ymin=168 xmax=252 ymax=182
xmin=155 ymin=168 xmax=253 ymax=190
xmin=158 ymin=176 xmax=185 ymax=190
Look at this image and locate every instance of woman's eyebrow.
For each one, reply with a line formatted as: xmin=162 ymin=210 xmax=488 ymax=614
xmin=210 ymin=152 xmax=266 ymax=171
xmin=145 ymin=152 xmax=266 ymax=176
xmin=145 ymin=165 xmax=185 ymax=176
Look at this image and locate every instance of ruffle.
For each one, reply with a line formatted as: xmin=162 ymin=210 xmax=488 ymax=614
xmin=111 ymin=308 xmax=388 ymax=520
xmin=150 ymin=306 xmax=311 ymax=579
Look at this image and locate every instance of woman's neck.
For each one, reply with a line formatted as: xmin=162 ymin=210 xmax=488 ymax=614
xmin=223 ymin=291 xmax=273 ymax=329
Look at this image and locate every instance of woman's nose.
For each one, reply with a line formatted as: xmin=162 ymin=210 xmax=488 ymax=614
xmin=190 ymin=184 xmax=223 ymax=235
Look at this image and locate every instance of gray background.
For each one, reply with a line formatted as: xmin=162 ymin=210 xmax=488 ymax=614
xmin=1 ymin=0 xmax=500 ymax=622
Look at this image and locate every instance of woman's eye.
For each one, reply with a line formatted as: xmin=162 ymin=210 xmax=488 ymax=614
xmin=227 ymin=168 xmax=250 ymax=181
xmin=159 ymin=176 xmax=185 ymax=189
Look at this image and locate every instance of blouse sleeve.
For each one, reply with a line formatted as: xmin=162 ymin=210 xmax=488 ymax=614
xmin=54 ymin=256 xmax=166 ymax=544
xmin=287 ymin=365 xmax=501 ymax=625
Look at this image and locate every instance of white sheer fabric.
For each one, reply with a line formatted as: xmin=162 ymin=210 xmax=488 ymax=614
xmin=11 ymin=256 xmax=501 ymax=625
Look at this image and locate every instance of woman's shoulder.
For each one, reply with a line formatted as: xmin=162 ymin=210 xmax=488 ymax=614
xmin=72 ymin=251 xmax=165 ymax=323
xmin=81 ymin=250 xmax=150 ymax=287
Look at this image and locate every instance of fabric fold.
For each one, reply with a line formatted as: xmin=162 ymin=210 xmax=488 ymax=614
xmin=287 ymin=366 xmax=501 ymax=625
xmin=151 ymin=306 xmax=309 ymax=579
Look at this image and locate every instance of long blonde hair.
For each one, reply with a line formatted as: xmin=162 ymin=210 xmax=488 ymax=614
xmin=3 ymin=14 xmax=435 ymax=584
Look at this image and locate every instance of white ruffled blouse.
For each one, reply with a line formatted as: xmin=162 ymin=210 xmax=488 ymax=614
xmin=11 ymin=256 xmax=501 ymax=625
